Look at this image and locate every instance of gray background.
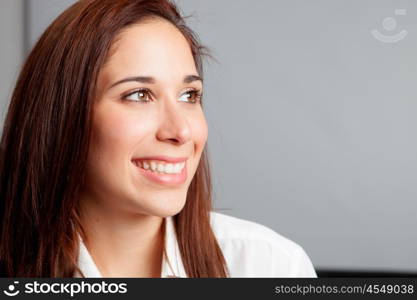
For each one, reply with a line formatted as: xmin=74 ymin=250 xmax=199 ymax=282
xmin=1 ymin=0 xmax=416 ymax=272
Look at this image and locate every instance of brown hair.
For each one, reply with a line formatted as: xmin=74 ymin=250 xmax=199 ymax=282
xmin=0 ymin=0 xmax=228 ymax=277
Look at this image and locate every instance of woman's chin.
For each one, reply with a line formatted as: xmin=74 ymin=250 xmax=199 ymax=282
xmin=130 ymin=195 xmax=187 ymax=218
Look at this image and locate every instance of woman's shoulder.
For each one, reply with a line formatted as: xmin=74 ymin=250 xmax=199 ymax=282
xmin=209 ymin=211 xmax=317 ymax=277
xmin=209 ymin=211 xmax=306 ymax=257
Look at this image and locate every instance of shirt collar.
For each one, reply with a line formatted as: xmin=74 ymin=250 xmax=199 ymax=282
xmin=74 ymin=216 xmax=187 ymax=278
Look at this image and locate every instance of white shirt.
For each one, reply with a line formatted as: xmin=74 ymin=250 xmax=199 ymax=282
xmin=74 ymin=212 xmax=316 ymax=278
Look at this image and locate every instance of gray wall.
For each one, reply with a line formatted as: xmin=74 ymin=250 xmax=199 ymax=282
xmin=0 ymin=0 xmax=24 ymax=129
xmin=2 ymin=0 xmax=417 ymax=272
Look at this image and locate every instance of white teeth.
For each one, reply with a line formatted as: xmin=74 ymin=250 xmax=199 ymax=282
xmin=173 ymin=164 xmax=180 ymax=173
xmin=165 ymin=163 xmax=174 ymax=173
xmin=136 ymin=160 xmax=185 ymax=174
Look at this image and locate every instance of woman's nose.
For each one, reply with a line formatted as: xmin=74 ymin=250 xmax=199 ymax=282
xmin=155 ymin=99 xmax=192 ymax=145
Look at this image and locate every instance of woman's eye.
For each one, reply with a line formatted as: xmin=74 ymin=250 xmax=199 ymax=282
xmin=179 ymin=90 xmax=202 ymax=103
xmin=123 ymin=89 xmax=152 ymax=103
xmin=122 ymin=89 xmax=201 ymax=103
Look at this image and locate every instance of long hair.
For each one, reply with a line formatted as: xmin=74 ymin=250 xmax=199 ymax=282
xmin=0 ymin=0 xmax=228 ymax=277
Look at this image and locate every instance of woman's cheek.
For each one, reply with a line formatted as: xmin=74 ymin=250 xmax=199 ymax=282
xmin=193 ymin=112 xmax=208 ymax=150
xmin=93 ymin=107 xmax=153 ymax=157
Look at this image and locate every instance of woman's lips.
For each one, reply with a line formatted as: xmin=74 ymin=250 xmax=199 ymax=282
xmin=132 ymin=155 xmax=188 ymax=163
xmin=132 ymin=159 xmax=187 ymax=185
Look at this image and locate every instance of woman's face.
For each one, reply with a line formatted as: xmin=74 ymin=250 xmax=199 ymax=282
xmin=82 ymin=18 xmax=208 ymax=217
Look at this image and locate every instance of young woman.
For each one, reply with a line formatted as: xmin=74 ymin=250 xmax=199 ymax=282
xmin=0 ymin=0 xmax=316 ymax=277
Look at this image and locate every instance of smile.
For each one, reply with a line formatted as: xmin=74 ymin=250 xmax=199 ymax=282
xmin=131 ymin=159 xmax=188 ymax=185
xmin=133 ymin=160 xmax=186 ymax=174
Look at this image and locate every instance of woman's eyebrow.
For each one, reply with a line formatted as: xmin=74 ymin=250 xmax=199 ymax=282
xmin=108 ymin=75 xmax=202 ymax=90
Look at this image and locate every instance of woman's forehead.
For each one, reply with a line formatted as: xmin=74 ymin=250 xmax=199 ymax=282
xmin=100 ymin=19 xmax=198 ymax=84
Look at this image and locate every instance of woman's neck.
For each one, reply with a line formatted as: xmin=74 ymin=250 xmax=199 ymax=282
xmin=78 ymin=196 xmax=165 ymax=277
